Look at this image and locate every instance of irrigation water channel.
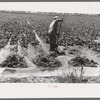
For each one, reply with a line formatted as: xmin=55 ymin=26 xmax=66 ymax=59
xmin=1 ymin=19 xmax=100 ymax=77
xmin=0 ymin=29 xmax=51 ymax=77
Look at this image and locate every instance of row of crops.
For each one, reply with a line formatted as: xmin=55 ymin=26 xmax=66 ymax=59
xmin=0 ymin=11 xmax=100 ymax=50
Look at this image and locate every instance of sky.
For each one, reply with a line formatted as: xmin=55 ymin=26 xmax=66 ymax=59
xmin=0 ymin=2 xmax=100 ymax=14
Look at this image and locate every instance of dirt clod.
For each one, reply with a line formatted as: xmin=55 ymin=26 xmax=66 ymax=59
xmin=0 ymin=54 xmax=28 ymax=68
xmin=68 ymin=56 xmax=98 ymax=67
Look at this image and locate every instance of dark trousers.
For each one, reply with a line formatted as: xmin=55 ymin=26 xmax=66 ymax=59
xmin=49 ymin=34 xmax=58 ymax=51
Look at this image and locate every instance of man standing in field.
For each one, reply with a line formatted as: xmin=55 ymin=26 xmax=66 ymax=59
xmin=48 ymin=16 xmax=63 ymax=52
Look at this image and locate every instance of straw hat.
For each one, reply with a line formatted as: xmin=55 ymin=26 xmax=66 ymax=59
xmin=53 ymin=16 xmax=59 ymax=20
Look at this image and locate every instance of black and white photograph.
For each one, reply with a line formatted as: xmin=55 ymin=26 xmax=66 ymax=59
xmin=0 ymin=2 xmax=100 ymax=83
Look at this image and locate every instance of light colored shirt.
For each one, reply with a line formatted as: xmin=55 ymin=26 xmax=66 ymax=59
xmin=48 ymin=20 xmax=56 ymax=34
xmin=48 ymin=19 xmax=62 ymax=34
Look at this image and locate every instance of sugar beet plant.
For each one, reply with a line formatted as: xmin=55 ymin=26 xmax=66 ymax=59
xmin=0 ymin=12 xmax=100 ymax=51
xmin=0 ymin=19 xmax=39 ymax=49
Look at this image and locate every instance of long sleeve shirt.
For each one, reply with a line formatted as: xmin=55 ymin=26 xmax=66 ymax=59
xmin=48 ymin=19 xmax=62 ymax=35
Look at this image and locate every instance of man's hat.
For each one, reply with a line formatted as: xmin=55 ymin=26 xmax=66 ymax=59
xmin=53 ymin=16 xmax=58 ymax=20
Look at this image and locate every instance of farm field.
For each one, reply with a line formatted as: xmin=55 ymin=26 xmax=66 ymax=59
xmin=0 ymin=11 xmax=100 ymax=83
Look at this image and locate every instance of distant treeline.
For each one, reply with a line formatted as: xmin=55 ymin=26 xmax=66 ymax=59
xmin=0 ymin=10 xmax=99 ymax=17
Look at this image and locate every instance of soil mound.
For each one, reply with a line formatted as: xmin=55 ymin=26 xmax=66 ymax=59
xmin=0 ymin=54 xmax=28 ymax=68
xmin=68 ymin=56 xmax=98 ymax=67
xmin=33 ymin=54 xmax=61 ymax=68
